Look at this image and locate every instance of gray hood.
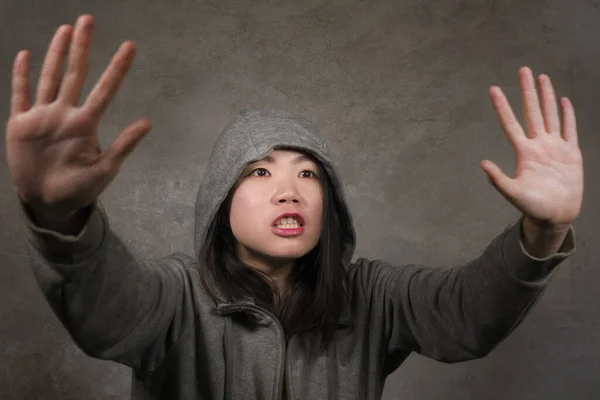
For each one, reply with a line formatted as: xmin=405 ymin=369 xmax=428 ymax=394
xmin=193 ymin=109 xmax=356 ymax=268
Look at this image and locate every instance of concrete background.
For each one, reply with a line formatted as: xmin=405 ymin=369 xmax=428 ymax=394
xmin=1 ymin=0 xmax=598 ymax=399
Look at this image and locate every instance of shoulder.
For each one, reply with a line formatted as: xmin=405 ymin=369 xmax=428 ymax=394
xmin=161 ymin=252 xmax=221 ymax=313
xmin=344 ymin=257 xmax=426 ymax=300
xmin=344 ymin=257 xmax=399 ymax=284
xmin=161 ymin=252 xmax=206 ymax=285
xmin=165 ymin=251 xmax=197 ymax=269
xmin=343 ymin=257 xmax=388 ymax=300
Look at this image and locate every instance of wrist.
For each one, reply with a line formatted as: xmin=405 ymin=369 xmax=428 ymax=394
xmin=522 ymin=216 xmax=570 ymax=258
xmin=523 ymin=215 xmax=571 ymax=233
xmin=22 ymin=202 xmax=92 ymax=235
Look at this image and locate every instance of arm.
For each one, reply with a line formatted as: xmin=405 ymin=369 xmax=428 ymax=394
xmin=7 ymin=13 xmax=181 ymax=375
xmin=368 ymin=67 xmax=581 ymax=366
xmin=358 ymin=216 xmax=575 ymax=365
xmin=19 ymin=199 xmax=195 ymax=374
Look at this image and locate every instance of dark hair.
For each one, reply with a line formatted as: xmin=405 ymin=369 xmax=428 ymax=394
xmin=199 ymin=147 xmax=353 ymax=349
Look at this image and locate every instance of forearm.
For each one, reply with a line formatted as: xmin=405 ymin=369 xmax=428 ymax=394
xmin=521 ymin=216 xmax=571 ymax=259
xmin=374 ymin=215 xmax=576 ymax=363
xmin=19 ymin=200 xmax=188 ymax=371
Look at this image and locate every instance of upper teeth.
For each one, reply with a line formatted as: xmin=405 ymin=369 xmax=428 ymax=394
xmin=276 ymin=216 xmax=300 ymax=225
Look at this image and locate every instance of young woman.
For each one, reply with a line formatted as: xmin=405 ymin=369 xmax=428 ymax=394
xmin=7 ymin=14 xmax=581 ymax=400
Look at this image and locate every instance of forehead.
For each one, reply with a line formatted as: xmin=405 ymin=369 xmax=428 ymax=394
xmin=249 ymin=149 xmax=316 ymax=165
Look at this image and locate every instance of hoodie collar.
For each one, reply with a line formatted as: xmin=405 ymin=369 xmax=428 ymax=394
xmin=213 ymin=278 xmax=353 ymax=329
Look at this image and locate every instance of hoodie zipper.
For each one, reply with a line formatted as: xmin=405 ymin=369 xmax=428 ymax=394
xmin=219 ymin=304 xmax=287 ymax=399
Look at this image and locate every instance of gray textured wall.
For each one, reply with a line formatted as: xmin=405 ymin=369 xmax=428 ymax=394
xmin=1 ymin=0 xmax=598 ymax=399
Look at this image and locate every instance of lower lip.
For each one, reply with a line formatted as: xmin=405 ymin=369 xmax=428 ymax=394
xmin=272 ymin=226 xmax=305 ymax=237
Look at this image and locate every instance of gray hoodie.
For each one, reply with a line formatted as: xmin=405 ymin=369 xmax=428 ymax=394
xmin=19 ymin=109 xmax=576 ymax=400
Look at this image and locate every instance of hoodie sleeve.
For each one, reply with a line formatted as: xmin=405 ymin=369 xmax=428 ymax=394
xmin=356 ymin=216 xmax=575 ymax=365
xmin=18 ymin=199 xmax=195 ymax=374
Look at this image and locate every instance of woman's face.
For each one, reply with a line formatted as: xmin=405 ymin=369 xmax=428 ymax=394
xmin=229 ymin=149 xmax=323 ymax=275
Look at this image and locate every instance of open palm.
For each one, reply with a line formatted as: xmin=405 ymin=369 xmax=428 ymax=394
xmin=481 ymin=67 xmax=583 ymax=229
xmin=5 ymin=15 xmax=151 ymax=215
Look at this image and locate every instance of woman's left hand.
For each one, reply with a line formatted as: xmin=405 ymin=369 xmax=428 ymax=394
xmin=480 ymin=66 xmax=584 ymax=231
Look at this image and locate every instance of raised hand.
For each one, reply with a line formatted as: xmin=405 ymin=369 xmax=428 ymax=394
xmin=5 ymin=14 xmax=151 ymax=217
xmin=480 ymin=67 xmax=584 ymax=231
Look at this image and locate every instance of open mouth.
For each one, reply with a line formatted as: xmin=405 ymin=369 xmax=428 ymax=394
xmin=272 ymin=217 xmax=304 ymax=237
xmin=273 ymin=216 xmax=303 ymax=229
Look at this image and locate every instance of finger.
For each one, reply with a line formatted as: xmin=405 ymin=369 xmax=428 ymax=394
xmin=103 ymin=118 xmax=152 ymax=167
xmin=36 ymin=25 xmax=73 ymax=104
xmin=11 ymin=51 xmax=32 ymax=116
xmin=480 ymin=160 xmax=519 ymax=201
xmin=561 ymin=97 xmax=578 ymax=146
xmin=519 ymin=67 xmax=545 ymax=139
xmin=538 ymin=74 xmax=561 ymax=134
xmin=57 ymin=15 xmax=94 ymax=105
xmin=83 ymin=41 xmax=137 ymax=119
xmin=488 ymin=86 xmax=527 ymax=150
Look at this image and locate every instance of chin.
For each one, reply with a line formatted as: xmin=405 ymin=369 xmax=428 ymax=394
xmin=257 ymin=241 xmax=317 ymax=260
xmin=237 ymin=238 xmax=318 ymax=266
xmin=264 ymin=247 xmax=312 ymax=260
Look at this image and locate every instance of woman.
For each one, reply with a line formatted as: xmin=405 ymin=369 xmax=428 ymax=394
xmin=7 ymin=14 xmax=581 ymax=400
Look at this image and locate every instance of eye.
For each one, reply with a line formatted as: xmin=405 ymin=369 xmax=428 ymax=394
xmin=249 ymin=168 xmax=319 ymax=179
xmin=301 ymin=170 xmax=318 ymax=179
xmin=250 ymin=168 xmax=270 ymax=177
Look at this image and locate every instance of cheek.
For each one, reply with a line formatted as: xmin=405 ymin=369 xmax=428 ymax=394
xmin=309 ymin=192 xmax=324 ymax=232
xmin=229 ymin=192 xmax=262 ymax=231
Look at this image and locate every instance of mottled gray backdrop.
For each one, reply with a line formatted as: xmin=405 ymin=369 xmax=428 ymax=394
xmin=1 ymin=0 xmax=598 ymax=399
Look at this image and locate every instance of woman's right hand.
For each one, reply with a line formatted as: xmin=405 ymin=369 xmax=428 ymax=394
xmin=5 ymin=14 xmax=151 ymax=217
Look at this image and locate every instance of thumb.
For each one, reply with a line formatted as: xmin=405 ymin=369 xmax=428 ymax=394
xmin=480 ymin=159 xmax=517 ymax=198
xmin=104 ymin=118 xmax=152 ymax=167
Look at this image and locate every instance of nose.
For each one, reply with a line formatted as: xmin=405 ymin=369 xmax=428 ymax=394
xmin=274 ymin=176 xmax=301 ymax=204
xmin=277 ymin=193 xmax=299 ymax=204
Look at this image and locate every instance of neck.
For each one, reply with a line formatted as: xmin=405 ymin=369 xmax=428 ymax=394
xmin=237 ymin=246 xmax=295 ymax=295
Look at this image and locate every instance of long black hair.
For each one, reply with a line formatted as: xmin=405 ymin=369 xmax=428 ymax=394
xmin=199 ymin=147 xmax=354 ymax=349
